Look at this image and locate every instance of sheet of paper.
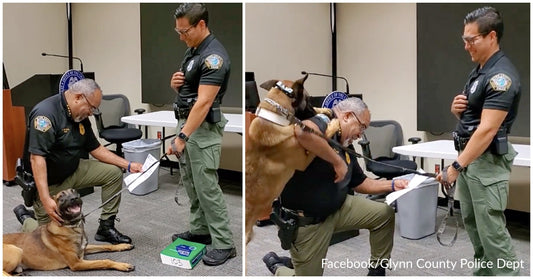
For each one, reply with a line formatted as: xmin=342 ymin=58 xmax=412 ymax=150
xmin=385 ymin=171 xmax=435 ymax=205
xmin=124 ymin=154 xmax=160 ymax=192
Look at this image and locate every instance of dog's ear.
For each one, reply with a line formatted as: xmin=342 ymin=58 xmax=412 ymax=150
xmin=259 ymin=80 xmax=279 ymax=91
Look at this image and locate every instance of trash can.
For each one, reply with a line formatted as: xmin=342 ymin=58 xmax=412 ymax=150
xmin=122 ymin=139 xmax=161 ymax=195
xmin=396 ymin=173 xmax=439 ymax=240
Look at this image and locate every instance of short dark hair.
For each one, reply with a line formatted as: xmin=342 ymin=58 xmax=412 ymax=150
xmin=174 ymin=3 xmax=208 ymax=27
xmin=464 ymin=6 xmax=503 ymax=43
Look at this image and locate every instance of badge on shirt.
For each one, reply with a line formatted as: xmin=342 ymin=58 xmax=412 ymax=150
xmin=490 ymin=73 xmax=512 ymax=92
xmin=470 ymin=80 xmax=479 ymax=94
xmin=205 ymin=54 xmax=223 ymax=70
xmin=345 ymin=152 xmax=351 ymax=164
xmin=34 ymin=116 xmax=52 ymax=132
xmin=186 ymin=59 xmax=195 ymax=72
xmin=79 ymin=123 xmax=85 ymax=135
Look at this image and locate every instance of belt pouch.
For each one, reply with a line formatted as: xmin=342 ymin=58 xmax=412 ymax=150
xmin=206 ymin=101 xmax=221 ymax=123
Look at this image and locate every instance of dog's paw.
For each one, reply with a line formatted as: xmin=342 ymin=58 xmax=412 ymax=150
xmin=116 ymin=262 xmax=135 ymax=272
xmin=115 ymin=243 xmax=134 ymax=251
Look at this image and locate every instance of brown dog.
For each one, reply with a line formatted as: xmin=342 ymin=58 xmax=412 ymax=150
xmin=3 ymin=189 xmax=134 ymax=274
xmin=245 ymin=74 xmax=339 ymax=244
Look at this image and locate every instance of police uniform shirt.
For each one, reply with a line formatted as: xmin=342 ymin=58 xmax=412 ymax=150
xmin=176 ymin=33 xmax=230 ymax=107
xmin=28 ymin=93 xmax=100 ymax=185
xmin=280 ymin=115 xmax=367 ymax=220
xmin=457 ymin=50 xmax=521 ymax=136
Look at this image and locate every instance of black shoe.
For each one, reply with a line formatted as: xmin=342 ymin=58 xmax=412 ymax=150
xmin=172 ymin=231 xmax=212 ymax=245
xmin=367 ymin=266 xmax=386 ymax=276
xmin=95 ymin=216 xmax=132 ymax=244
xmin=13 ymin=204 xmax=35 ymax=225
xmin=202 ymin=247 xmax=236 ymax=266
xmin=263 ymin=251 xmax=292 ymax=275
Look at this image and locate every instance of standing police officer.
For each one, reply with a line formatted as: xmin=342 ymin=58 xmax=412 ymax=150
xmin=263 ymin=98 xmax=409 ymax=276
xmin=168 ymin=3 xmax=236 ymax=266
xmin=437 ymin=7 xmax=521 ymax=276
xmin=17 ymin=78 xmax=143 ymax=244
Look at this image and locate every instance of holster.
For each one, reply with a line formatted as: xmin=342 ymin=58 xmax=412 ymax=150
xmin=452 ymin=132 xmax=470 ymax=152
xmin=270 ymin=200 xmax=298 ymax=250
xmin=206 ymin=100 xmax=221 ymax=123
xmin=15 ymin=158 xmax=37 ymax=207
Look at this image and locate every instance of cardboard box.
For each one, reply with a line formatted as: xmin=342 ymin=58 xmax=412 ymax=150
xmin=160 ymin=238 xmax=206 ymax=269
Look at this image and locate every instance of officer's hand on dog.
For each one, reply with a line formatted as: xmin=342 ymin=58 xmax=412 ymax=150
xmin=42 ymin=196 xmax=64 ymax=225
xmin=392 ymin=179 xmax=409 ymax=191
xmin=170 ymin=71 xmax=185 ymax=91
xmin=333 ymin=161 xmax=348 ymax=183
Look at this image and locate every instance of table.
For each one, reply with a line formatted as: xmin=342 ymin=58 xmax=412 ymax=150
xmin=121 ymin=111 xmax=242 ymax=172
xmin=392 ymin=140 xmax=530 ymax=167
xmin=121 ymin=110 xmax=242 ymax=134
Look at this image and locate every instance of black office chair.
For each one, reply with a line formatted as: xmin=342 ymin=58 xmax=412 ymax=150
xmin=93 ymin=94 xmax=143 ymax=157
xmin=358 ymin=120 xmax=420 ymax=199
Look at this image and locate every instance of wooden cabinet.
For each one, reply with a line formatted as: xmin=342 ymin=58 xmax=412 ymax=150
xmin=3 ymin=89 xmax=26 ymax=181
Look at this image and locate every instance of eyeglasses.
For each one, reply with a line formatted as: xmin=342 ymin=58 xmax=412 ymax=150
xmin=174 ymin=23 xmax=197 ymax=36
xmin=461 ymin=33 xmax=485 ymax=45
xmin=350 ymin=112 xmax=368 ymax=131
xmin=82 ymin=95 xmax=100 ymax=114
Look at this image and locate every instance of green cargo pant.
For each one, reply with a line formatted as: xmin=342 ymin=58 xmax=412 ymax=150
xmin=22 ymin=159 xmax=123 ymax=232
xmin=178 ymin=115 xmax=234 ymax=249
xmin=276 ymin=194 xmax=395 ymax=276
xmin=457 ymin=143 xmax=520 ymax=276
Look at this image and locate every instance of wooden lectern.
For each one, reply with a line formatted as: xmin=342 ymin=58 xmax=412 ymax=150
xmin=3 ymin=89 xmax=26 ymax=182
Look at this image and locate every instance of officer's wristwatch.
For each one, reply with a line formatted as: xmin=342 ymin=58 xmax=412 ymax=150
xmin=178 ymin=132 xmax=189 ymax=142
xmin=452 ymin=160 xmax=465 ymax=172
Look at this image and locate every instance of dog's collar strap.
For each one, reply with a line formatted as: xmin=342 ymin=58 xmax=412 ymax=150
xmin=275 ymin=81 xmax=295 ymax=98
xmin=256 ymin=106 xmax=291 ymax=126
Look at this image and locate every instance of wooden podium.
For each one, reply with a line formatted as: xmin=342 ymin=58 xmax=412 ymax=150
xmin=3 ymin=89 xmax=26 ymax=182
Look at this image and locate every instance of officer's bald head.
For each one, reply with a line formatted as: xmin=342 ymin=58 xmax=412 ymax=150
xmin=68 ymin=79 xmax=101 ymax=98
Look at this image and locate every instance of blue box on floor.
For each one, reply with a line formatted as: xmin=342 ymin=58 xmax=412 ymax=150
xmin=160 ymin=238 xmax=206 ymax=269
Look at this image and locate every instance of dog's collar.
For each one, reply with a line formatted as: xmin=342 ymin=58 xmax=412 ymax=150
xmin=275 ymin=81 xmax=295 ymax=98
xmin=255 ymin=106 xmax=291 ymax=126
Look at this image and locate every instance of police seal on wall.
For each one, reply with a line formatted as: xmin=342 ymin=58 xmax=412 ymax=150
xmin=322 ymin=91 xmax=348 ymax=109
xmin=59 ymin=70 xmax=85 ymax=95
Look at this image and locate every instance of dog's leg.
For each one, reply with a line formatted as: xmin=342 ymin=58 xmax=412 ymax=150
xmin=66 ymin=259 xmax=135 ymax=272
xmin=3 ymin=244 xmax=23 ymax=274
xmin=84 ymin=244 xmax=134 ymax=254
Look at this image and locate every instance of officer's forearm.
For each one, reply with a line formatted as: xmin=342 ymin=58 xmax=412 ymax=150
xmin=30 ymin=154 xmax=52 ymax=201
xmin=457 ymin=108 xmax=507 ymax=167
xmin=90 ymin=145 xmax=129 ymax=169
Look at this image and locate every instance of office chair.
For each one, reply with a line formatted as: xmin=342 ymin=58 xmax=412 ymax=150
xmin=358 ymin=120 xmax=420 ymax=199
xmin=93 ymin=94 xmax=143 ymax=157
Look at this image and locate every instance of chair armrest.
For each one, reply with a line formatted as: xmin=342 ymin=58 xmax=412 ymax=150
xmin=134 ymin=108 xmax=146 ymax=114
xmin=408 ymin=137 xmax=421 ymax=144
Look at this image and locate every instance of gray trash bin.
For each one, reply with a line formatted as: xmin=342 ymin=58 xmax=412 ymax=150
xmin=122 ymin=139 xmax=161 ymax=195
xmin=396 ymin=173 xmax=439 ymax=240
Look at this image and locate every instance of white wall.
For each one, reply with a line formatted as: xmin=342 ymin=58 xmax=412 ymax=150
xmin=3 ymin=3 xmax=68 ymax=86
xmin=245 ymin=3 xmax=332 ymax=97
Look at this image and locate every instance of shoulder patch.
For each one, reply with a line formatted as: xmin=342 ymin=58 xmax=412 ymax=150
xmin=489 ymin=73 xmax=512 ymax=92
xmin=34 ymin=116 xmax=52 ymax=132
xmin=205 ymin=54 xmax=223 ymax=70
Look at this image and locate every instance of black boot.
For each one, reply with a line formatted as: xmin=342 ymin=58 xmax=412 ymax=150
xmin=95 ymin=216 xmax=132 ymax=244
xmin=262 ymin=251 xmax=293 ymax=275
xmin=367 ymin=266 xmax=386 ymax=276
xmin=13 ymin=204 xmax=35 ymax=225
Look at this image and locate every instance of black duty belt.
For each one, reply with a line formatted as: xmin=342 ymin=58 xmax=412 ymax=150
xmin=281 ymin=207 xmax=326 ymax=227
xmin=453 ymin=132 xmax=470 ymax=151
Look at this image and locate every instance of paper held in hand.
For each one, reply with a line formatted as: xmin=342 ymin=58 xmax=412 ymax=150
xmin=123 ymin=154 xmax=160 ymax=192
xmin=385 ymin=171 xmax=436 ymax=205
